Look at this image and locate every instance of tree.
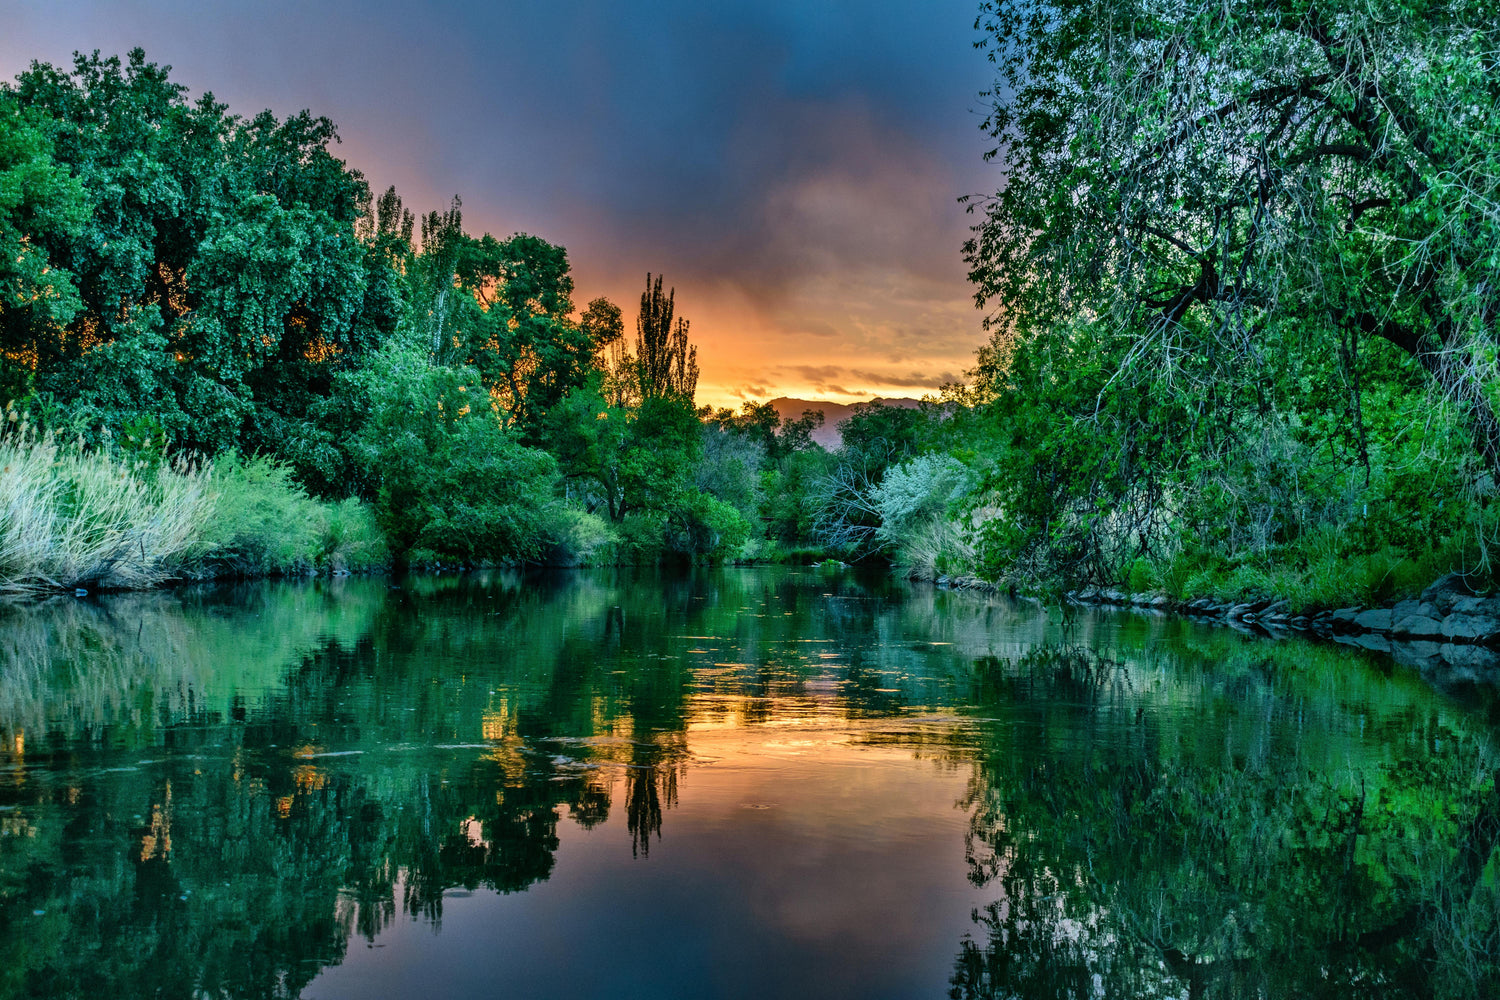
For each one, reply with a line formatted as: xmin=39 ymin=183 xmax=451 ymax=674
xmin=0 ymin=93 xmax=89 ymax=388
xmin=343 ymin=338 xmax=560 ymax=562
xmin=966 ymin=0 xmax=1500 ymax=476
xmin=1 ymin=49 xmax=381 ymax=470
xmin=635 ymin=273 xmax=698 ymax=402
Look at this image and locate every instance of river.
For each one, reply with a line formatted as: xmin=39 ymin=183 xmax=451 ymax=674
xmin=1 ymin=567 xmax=1495 ymax=998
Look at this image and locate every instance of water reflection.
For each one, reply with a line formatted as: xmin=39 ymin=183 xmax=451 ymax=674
xmin=0 ymin=571 xmax=1494 ymax=999
xmin=948 ymin=642 xmax=1500 ymax=1000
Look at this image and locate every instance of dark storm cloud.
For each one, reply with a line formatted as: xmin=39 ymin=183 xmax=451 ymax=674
xmin=2 ymin=0 xmax=997 ymax=402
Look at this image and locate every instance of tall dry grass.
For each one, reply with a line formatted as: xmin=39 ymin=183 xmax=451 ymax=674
xmin=0 ymin=419 xmax=213 ymax=593
xmin=0 ymin=416 xmax=389 ymax=594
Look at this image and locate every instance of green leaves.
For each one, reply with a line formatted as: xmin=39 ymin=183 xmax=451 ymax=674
xmin=0 ymin=97 xmax=87 ymax=328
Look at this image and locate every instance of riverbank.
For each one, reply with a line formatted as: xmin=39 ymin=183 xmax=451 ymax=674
xmin=921 ymin=568 xmax=1500 ymax=691
xmin=1062 ymin=572 xmax=1500 ymax=690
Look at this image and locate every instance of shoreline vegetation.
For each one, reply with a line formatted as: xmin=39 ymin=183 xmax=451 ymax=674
xmin=6 ymin=11 xmax=1500 ymax=680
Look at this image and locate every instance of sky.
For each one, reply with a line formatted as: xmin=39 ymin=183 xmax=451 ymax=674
xmin=1 ymin=0 xmax=1000 ymax=408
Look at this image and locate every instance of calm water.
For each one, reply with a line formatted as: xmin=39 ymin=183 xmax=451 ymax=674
xmin=1 ymin=567 xmax=1496 ymax=999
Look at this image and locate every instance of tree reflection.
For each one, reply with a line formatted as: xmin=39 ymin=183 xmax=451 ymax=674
xmin=625 ymin=731 xmax=687 ymax=858
xmin=949 ymin=646 xmax=1500 ymax=1000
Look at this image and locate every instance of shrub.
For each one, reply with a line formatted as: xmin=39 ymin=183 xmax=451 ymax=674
xmin=323 ymin=498 xmax=389 ymax=572
xmin=194 ymin=452 xmax=330 ymax=577
xmin=347 ymin=341 xmax=561 ymax=564
xmin=665 ymin=490 xmax=751 ymax=562
xmin=543 ymin=505 xmax=617 ymax=566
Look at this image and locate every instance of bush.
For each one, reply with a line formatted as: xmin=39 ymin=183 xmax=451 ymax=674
xmin=613 ymin=512 xmax=667 ymax=564
xmin=665 ymin=490 xmax=752 ymax=562
xmin=543 ymin=505 xmax=617 ymax=566
xmin=347 ymin=341 xmax=561 ymax=564
xmin=870 ymin=453 xmax=978 ymax=577
xmin=195 ymin=452 xmax=330 ymax=576
xmin=323 ymin=498 xmax=389 ymax=572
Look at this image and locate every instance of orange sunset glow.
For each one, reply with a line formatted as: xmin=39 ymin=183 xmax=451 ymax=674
xmin=1 ymin=0 xmax=995 ymax=412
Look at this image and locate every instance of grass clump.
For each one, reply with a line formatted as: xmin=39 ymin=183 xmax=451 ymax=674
xmin=0 ymin=421 xmax=389 ymax=594
xmin=0 ymin=421 xmax=213 ymax=592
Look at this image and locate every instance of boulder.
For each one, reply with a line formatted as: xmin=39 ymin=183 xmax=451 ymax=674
xmin=1390 ymin=614 xmax=1445 ymax=640
xmin=1449 ymin=595 xmax=1486 ymax=615
xmin=1352 ymin=609 xmax=1393 ymax=632
xmin=1420 ymin=572 xmax=1481 ymax=615
xmin=1226 ymin=603 xmax=1255 ymax=620
xmin=1327 ymin=608 xmax=1361 ymax=627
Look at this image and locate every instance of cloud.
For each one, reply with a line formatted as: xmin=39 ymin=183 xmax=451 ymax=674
xmin=1 ymin=0 xmax=1000 ymax=407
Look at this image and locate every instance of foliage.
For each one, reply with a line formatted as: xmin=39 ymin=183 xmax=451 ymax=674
xmin=956 ymin=0 xmax=1500 ymax=595
xmin=191 ymin=453 xmax=387 ymax=577
xmin=345 ymin=339 xmax=560 ymax=564
xmin=635 ymin=273 xmax=698 ymax=402
xmin=0 ymin=411 xmax=383 ymax=591
xmin=871 ymin=453 xmax=978 ymax=577
xmin=1 ymin=50 xmax=384 ymax=466
xmin=0 ymin=417 xmax=212 ymax=592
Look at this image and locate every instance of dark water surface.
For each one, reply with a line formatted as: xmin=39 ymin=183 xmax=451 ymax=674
xmin=2 ymin=568 xmax=1497 ymax=999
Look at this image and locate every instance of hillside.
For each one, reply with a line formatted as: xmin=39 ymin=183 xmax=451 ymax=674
xmin=766 ymin=397 xmax=921 ymax=449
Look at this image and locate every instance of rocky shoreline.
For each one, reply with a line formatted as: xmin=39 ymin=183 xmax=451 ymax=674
xmin=1062 ymin=572 xmax=1500 ymax=690
xmin=929 ymin=570 xmax=1500 ymax=691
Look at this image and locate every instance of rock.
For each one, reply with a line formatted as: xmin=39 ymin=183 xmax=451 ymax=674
xmin=1129 ymin=592 xmax=1151 ymax=606
xmin=1391 ymin=599 xmax=1420 ymax=622
xmin=1449 ymin=595 xmax=1486 ymax=615
xmin=1421 ymin=572 xmax=1480 ymax=614
xmin=1440 ymin=614 xmax=1500 ymax=642
xmin=1262 ymin=599 xmax=1290 ymax=616
xmin=1391 ymin=614 xmax=1445 ymax=639
xmin=1226 ymin=603 xmax=1254 ymax=620
xmin=1327 ymin=608 xmax=1361 ymax=626
xmin=1101 ymin=589 xmax=1128 ymax=604
xmin=1079 ymin=586 xmax=1100 ymax=602
xmin=1352 ymin=609 xmax=1393 ymax=632
xmin=1291 ymin=616 xmax=1310 ymax=628
xmin=1149 ymin=595 xmax=1172 ymax=607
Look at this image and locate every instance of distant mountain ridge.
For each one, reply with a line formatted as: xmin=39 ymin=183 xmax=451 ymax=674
xmin=766 ymin=396 xmax=921 ymax=450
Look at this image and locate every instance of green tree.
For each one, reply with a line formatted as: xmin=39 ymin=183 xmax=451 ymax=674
xmin=967 ymin=0 xmax=1500 ymax=474
xmin=0 ymin=93 xmax=88 ymax=398
xmin=635 ymin=273 xmax=698 ymax=402
xmin=344 ymin=339 xmax=560 ymax=563
xmin=2 ymin=50 xmax=383 ymax=469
